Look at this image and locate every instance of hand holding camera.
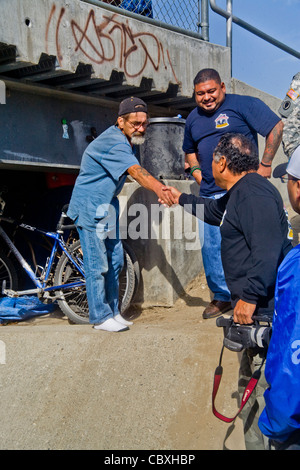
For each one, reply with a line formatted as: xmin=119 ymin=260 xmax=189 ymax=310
xmin=216 ymin=315 xmax=272 ymax=352
xmin=233 ymin=299 xmax=257 ymax=324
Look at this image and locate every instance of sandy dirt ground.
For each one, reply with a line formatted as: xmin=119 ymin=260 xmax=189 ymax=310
xmin=0 ymin=272 xmax=247 ymax=451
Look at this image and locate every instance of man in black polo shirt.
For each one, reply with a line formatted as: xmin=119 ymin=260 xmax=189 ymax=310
xmin=165 ymin=132 xmax=291 ymax=324
xmin=163 ymin=133 xmax=292 ymax=449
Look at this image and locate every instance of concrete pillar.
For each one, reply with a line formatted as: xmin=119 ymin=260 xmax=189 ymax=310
xmin=119 ymin=180 xmax=203 ymax=307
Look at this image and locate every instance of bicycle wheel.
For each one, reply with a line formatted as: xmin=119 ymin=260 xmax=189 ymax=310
xmin=121 ymin=240 xmax=140 ymax=306
xmin=54 ymin=240 xmax=137 ymax=324
xmin=0 ymin=250 xmax=19 ymax=293
xmin=119 ymin=242 xmax=136 ymax=314
xmin=54 ymin=240 xmax=88 ymax=324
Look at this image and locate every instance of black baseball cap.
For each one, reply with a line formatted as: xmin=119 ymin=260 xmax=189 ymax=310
xmin=273 ymin=145 xmax=300 ymax=180
xmin=118 ymin=97 xmax=148 ymax=116
xmin=273 ymin=162 xmax=288 ymax=179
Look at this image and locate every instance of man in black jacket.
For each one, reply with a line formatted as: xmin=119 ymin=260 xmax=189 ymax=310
xmin=163 ymin=132 xmax=292 ymax=449
xmin=164 ymin=132 xmax=292 ymax=325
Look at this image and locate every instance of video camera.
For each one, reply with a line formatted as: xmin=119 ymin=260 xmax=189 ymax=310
xmin=216 ymin=315 xmax=272 ymax=352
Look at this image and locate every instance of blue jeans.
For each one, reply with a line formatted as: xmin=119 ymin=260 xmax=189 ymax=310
xmin=198 ymin=192 xmax=231 ymax=302
xmin=77 ymin=226 xmax=124 ymax=324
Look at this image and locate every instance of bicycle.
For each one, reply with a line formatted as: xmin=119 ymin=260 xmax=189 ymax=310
xmin=0 ymin=198 xmax=139 ymax=324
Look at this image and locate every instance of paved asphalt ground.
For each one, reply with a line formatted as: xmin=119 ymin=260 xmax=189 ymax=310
xmin=0 ymin=273 xmax=245 ymax=451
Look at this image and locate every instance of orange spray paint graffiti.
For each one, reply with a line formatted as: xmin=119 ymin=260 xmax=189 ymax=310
xmin=46 ymin=4 xmax=179 ymax=83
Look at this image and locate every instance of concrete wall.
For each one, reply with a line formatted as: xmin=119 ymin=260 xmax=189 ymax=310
xmin=0 ymin=81 xmax=116 ymax=170
xmin=0 ymin=0 xmax=230 ymax=98
xmin=119 ymin=180 xmax=202 ymax=307
xmin=0 ymin=0 xmax=230 ymax=170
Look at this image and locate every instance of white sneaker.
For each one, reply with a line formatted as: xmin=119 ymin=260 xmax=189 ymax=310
xmin=93 ymin=318 xmax=129 ymax=332
xmin=114 ymin=313 xmax=133 ymax=326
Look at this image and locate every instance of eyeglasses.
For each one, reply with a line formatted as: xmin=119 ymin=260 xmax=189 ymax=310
xmin=280 ymin=175 xmax=289 ymax=183
xmin=280 ymin=174 xmax=299 ymax=183
xmin=125 ymin=119 xmax=149 ymax=130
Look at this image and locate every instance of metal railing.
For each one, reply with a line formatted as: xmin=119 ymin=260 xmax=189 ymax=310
xmin=83 ymin=0 xmax=205 ymax=36
xmin=210 ymin=0 xmax=300 ymax=60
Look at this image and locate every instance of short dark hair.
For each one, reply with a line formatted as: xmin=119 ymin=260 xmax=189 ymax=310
xmin=213 ymin=133 xmax=259 ymax=174
xmin=193 ymin=68 xmax=221 ymax=86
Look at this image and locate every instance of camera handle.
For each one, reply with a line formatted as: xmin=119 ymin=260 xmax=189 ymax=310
xmin=212 ymin=346 xmax=266 ymax=423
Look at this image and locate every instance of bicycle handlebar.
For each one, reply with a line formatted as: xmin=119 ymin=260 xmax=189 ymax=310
xmin=56 ymin=204 xmax=76 ymax=232
xmin=59 ymin=224 xmax=76 ymax=230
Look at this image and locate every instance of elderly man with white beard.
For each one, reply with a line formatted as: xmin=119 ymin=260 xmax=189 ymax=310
xmin=68 ymin=97 xmax=175 ymax=332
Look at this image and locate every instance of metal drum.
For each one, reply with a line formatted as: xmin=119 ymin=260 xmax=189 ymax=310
xmin=139 ymin=117 xmax=186 ymax=179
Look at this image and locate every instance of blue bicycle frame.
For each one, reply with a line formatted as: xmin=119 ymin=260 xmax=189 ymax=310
xmin=0 ymin=218 xmax=85 ymax=297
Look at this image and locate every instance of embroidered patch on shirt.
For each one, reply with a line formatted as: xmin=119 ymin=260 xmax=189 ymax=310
xmin=284 ymin=207 xmax=294 ymax=240
xmin=287 ymin=88 xmax=299 ymax=101
xmin=215 ymin=113 xmax=229 ymax=129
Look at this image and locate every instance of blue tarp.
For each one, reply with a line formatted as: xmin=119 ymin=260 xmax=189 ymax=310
xmin=0 ymin=296 xmax=55 ymax=323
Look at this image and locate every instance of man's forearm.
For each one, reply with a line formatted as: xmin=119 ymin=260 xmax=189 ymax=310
xmin=186 ymin=153 xmax=202 ymax=184
xmin=128 ymin=164 xmax=162 ymax=193
xmin=261 ymin=120 xmax=284 ymax=165
xmin=127 ymin=164 xmax=175 ymax=206
xmin=178 ymin=192 xmax=224 ymax=226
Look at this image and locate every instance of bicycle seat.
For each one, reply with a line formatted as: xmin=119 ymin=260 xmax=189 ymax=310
xmin=61 ymin=204 xmax=69 ymax=214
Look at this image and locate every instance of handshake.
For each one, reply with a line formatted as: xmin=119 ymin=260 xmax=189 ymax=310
xmin=158 ymin=186 xmax=182 ymax=207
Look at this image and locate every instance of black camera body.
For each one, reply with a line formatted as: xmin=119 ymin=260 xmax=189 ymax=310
xmin=216 ymin=315 xmax=272 ymax=352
